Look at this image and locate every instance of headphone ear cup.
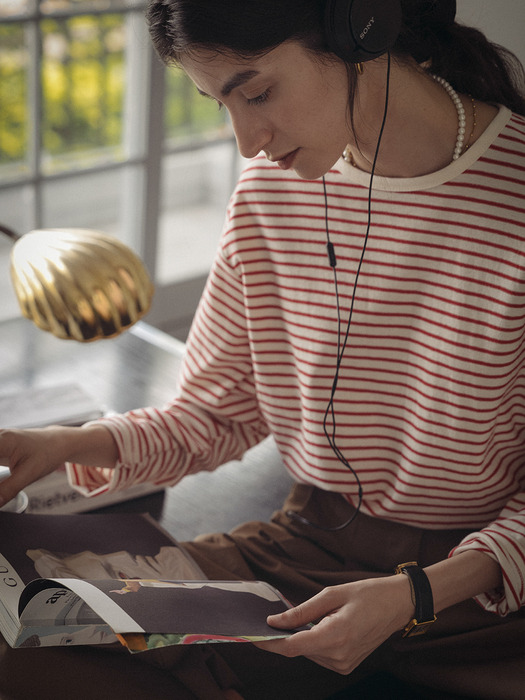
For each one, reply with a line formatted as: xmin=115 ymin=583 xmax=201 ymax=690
xmin=324 ymin=0 xmax=402 ymax=63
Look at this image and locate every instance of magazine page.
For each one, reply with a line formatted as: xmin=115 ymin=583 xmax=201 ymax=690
xmin=0 ymin=511 xmax=205 ymax=648
xmin=15 ymin=582 xmax=117 ymax=649
xmin=19 ymin=578 xmax=144 ymax=635
xmin=0 ymin=553 xmax=27 ymax=646
xmin=18 ymin=577 xmax=303 ymax=652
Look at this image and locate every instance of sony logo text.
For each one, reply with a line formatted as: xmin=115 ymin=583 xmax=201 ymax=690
xmin=360 ymin=16 xmax=375 ymax=40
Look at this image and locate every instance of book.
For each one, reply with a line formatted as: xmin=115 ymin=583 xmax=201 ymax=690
xmin=0 ymin=383 xmax=163 ymax=513
xmin=0 ymin=383 xmax=105 ymax=429
xmin=0 ymin=511 xmax=300 ymax=653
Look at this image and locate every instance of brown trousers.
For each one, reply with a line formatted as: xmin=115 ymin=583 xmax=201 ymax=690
xmin=179 ymin=484 xmax=525 ymax=700
xmin=1 ymin=484 xmax=523 ymax=699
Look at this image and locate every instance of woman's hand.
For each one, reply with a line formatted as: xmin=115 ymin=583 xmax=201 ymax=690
xmin=255 ymin=550 xmax=503 ymax=675
xmin=0 ymin=423 xmax=118 ymax=507
xmin=254 ymin=575 xmax=414 ymax=675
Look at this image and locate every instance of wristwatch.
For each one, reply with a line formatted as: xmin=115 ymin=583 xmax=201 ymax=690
xmin=395 ymin=561 xmax=437 ymax=637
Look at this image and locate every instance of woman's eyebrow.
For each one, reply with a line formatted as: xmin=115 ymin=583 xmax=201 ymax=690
xmin=195 ymin=69 xmax=260 ymax=101
xmin=221 ymin=70 xmax=260 ymax=97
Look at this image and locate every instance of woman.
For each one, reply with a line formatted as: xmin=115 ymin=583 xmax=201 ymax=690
xmin=1 ymin=1 xmax=524 ymax=697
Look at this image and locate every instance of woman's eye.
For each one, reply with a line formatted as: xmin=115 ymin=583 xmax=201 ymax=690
xmin=247 ymin=89 xmax=271 ymax=106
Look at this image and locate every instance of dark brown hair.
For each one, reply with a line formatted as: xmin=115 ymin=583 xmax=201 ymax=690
xmin=146 ymin=0 xmax=525 ymax=115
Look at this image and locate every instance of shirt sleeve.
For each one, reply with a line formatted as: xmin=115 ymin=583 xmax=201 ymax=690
xmin=449 ymin=491 xmax=525 ymax=615
xmin=67 ymin=241 xmax=270 ymax=496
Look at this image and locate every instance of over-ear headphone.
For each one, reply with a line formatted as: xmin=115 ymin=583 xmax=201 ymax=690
xmin=324 ymin=0 xmax=402 ymax=63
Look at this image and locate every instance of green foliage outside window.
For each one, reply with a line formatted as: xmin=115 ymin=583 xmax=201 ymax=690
xmin=0 ymin=23 xmax=27 ymax=168
xmin=165 ymin=68 xmax=228 ymax=141
xmin=42 ymin=14 xmax=125 ymax=166
xmin=0 ymin=13 xmax=228 ymax=174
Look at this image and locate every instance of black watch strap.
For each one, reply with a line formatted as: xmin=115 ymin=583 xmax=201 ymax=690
xmin=395 ymin=561 xmax=436 ymax=637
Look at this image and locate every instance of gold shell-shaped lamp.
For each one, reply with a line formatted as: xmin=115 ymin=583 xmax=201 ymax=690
xmin=9 ymin=228 xmax=154 ymax=342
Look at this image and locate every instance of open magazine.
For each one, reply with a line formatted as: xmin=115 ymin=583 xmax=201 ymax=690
xmin=0 ymin=512 xmax=301 ymax=653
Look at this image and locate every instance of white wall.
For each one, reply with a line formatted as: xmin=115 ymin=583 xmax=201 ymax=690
xmin=457 ymin=0 xmax=525 ymax=67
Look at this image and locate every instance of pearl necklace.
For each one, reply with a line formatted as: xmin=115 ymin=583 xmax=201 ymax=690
xmin=431 ymin=74 xmax=467 ymax=160
xmin=343 ymin=75 xmax=474 ymax=168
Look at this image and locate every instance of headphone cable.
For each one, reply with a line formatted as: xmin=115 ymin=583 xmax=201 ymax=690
xmin=288 ymin=53 xmax=392 ymax=531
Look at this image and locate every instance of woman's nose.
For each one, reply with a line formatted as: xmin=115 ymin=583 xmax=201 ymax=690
xmin=230 ymin=113 xmax=272 ymax=160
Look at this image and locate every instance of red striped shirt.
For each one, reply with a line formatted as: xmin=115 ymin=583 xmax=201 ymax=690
xmin=70 ymin=107 xmax=525 ymax=615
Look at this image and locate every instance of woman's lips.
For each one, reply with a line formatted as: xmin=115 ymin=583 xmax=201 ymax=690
xmin=275 ymin=148 xmax=299 ymax=170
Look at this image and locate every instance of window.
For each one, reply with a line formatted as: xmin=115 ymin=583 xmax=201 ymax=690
xmin=0 ymin=0 xmax=238 ymax=336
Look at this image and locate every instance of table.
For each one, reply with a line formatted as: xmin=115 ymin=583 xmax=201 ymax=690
xmin=0 ymin=317 xmax=186 ymax=415
xmin=0 ymin=317 xmax=292 ymax=700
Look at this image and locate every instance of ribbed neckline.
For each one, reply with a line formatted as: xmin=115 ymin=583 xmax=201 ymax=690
xmin=336 ymin=106 xmax=511 ymax=192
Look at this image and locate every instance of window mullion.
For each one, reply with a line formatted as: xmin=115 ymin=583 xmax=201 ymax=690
xmin=139 ymin=40 xmax=166 ymax=280
xmin=26 ymin=11 xmax=43 ymax=229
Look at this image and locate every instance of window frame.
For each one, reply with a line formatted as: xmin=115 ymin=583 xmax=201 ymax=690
xmin=0 ymin=1 xmax=238 ymax=333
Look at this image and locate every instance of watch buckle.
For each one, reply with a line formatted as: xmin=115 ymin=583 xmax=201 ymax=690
xmin=402 ymin=616 xmax=437 ymax=638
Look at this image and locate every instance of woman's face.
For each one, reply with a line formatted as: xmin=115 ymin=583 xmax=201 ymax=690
xmin=181 ymin=41 xmax=353 ymax=180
